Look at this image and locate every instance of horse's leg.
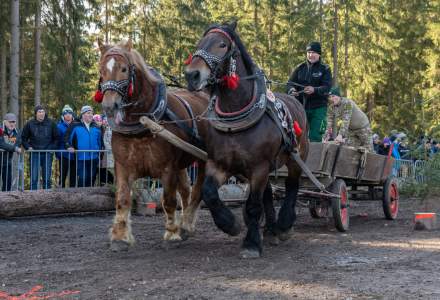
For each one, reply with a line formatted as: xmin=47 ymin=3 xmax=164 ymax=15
xmin=110 ymin=162 xmax=135 ymax=252
xmin=262 ymin=181 xmax=279 ymax=245
xmin=241 ymin=163 xmax=270 ymax=258
xmin=180 ymin=162 xmax=206 ymax=238
xmin=161 ymin=170 xmax=182 ymax=241
xmin=276 ymin=162 xmax=301 ymax=241
xmin=202 ymin=160 xmax=241 ymax=236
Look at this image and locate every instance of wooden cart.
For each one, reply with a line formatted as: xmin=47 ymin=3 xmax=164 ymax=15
xmin=271 ymin=142 xmax=399 ymax=232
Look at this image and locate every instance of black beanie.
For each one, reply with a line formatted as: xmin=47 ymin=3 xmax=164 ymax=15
xmin=34 ymin=105 xmax=45 ymax=115
xmin=306 ymin=41 xmax=321 ymax=55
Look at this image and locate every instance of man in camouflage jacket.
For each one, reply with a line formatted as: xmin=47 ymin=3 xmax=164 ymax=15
xmin=324 ymin=87 xmax=374 ymax=152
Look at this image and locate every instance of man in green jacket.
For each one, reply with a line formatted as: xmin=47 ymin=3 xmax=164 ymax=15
xmin=287 ymin=41 xmax=332 ymax=142
xmin=324 ymin=87 xmax=374 ymax=152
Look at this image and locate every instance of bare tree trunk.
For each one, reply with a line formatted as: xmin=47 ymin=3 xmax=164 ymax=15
xmin=344 ymin=0 xmax=349 ymax=85
xmin=34 ymin=0 xmax=41 ymax=106
xmin=319 ymin=0 xmax=323 ymax=43
xmin=0 ymin=42 xmax=7 ymax=118
xmin=332 ymin=0 xmax=339 ymax=86
xmin=0 ymin=187 xmax=114 ymax=218
xmin=9 ymin=0 xmax=20 ymax=119
xmin=366 ymin=94 xmax=375 ymax=120
xmin=105 ymin=0 xmax=109 ymax=43
xmin=268 ymin=2 xmax=275 ymax=78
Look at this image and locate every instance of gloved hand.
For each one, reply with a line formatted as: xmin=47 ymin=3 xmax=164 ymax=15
xmin=288 ymin=88 xmax=299 ymax=97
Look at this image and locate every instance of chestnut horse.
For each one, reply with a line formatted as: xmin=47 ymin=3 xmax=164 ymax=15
xmin=97 ymin=40 xmax=208 ymax=251
xmin=185 ymin=23 xmax=309 ymax=258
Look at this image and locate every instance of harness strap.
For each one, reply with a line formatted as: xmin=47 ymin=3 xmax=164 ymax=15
xmin=171 ymin=93 xmax=201 ymax=141
xmin=265 ymin=101 xmax=294 ymax=153
xmin=164 ymin=107 xmax=204 ymax=149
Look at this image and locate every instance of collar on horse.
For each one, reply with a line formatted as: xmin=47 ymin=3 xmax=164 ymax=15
xmin=112 ymin=67 xmax=167 ymax=135
xmin=206 ymin=67 xmax=267 ymax=132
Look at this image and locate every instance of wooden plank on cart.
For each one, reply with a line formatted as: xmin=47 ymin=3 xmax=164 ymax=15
xmin=361 ymin=152 xmax=389 ymax=182
xmin=332 ymin=146 xmax=362 ymax=179
xmin=303 ymin=142 xmax=339 ymax=175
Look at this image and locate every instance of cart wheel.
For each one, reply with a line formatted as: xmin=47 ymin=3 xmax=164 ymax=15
xmin=383 ymin=177 xmax=399 ymax=220
xmin=309 ymin=200 xmax=329 ymax=218
xmin=330 ymin=179 xmax=349 ymax=232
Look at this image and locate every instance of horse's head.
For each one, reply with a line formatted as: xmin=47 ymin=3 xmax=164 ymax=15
xmin=185 ymin=21 xmax=249 ymax=92
xmin=97 ymin=40 xmax=140 ymax=126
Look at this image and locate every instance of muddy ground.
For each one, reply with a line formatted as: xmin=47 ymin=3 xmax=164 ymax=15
xmin=1 ymin=196 xmax=440 ymax=300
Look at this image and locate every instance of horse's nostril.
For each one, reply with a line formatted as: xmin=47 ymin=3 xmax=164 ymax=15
xmin=191 ymin=70 xmax=200 ymax=82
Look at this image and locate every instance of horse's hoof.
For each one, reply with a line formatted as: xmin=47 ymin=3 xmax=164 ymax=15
xmin=278 ymin=228 xmax=293 ymax=241
xmin=163 ymin=230 xmax=183 ymax=242
xmin=227 ymin=221 xmax=241 ymax=236
xmin=264 ymin=234 xmax=280 ymax=246
xmin=263 ymin=229 xmax=280 ymax=246
xmin=239 ymin=248 xmax=261 ymax=259
xmin=179 ymin=228 xmax=192 ymax=241
xmin=110 ymin=240 xmax=130 ymax=252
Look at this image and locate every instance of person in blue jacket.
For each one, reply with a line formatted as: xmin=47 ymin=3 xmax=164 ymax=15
xmin=56 ymin=104 xmax=77 ymax=187
xmin=65 ymin=105 xmax=102 ymax=187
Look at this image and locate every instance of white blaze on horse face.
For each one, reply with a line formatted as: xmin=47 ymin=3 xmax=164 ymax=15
xmin=106 ymin=58 xmax=115 ymax=73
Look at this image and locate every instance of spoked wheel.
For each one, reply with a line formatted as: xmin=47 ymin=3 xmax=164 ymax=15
xmin=309 ymin=199 xmax=329 ymax=218
xmin=383 ymin=177 xmax=399 ymax=220
xmin=330 ymin=179 xmax=349 ymax=232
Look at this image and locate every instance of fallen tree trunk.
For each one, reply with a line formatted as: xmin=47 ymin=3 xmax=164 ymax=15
xmin=0 ymin=187 xmax=115 ymax=218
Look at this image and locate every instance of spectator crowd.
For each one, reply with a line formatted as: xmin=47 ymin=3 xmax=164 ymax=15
xmin=0 ymin=104 xmax=114 ymax=191
xmin=372 ymin=130 xmax=440 ymax=161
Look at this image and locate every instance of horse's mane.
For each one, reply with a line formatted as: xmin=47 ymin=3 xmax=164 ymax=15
xmin=204 ymin=24 xmax=255 ymax=75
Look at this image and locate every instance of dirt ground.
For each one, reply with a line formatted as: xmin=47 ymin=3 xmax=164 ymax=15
xmin=1 ymin=196 xmax=440 ymax=300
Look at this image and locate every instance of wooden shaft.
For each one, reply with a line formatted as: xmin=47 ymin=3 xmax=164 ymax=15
xmin=139 ymin=116 xmax=208 ymax=162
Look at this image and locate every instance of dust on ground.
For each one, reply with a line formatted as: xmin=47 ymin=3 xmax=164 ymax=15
xmin=1 ymin=197 xmax=439 ymax=299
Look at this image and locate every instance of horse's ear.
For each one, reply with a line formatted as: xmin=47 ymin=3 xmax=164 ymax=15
xmin=229 ymin=20 xmax=237 ymax=32
xmin=97 ymin=38 xmax=110 ymax=55
xmin=123 ymin=39 xmax=133 ymax=51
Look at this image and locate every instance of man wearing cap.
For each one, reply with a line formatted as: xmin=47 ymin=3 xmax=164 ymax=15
xmin=56 ymin=105 xmax=77 ymax=187
xmin=22 ymin=105 xmax=59 ymax=190
xmin=65 ymin=105 xmax=102 ymax=187
xmin=324 ymin=86 xmax=374 ymax=152
xmin=286 ymin=41 xmax=332 ymax=142
xmin=0 ymin=113 xmax=22 ymax=191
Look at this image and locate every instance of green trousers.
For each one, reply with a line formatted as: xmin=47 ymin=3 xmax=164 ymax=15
xmin=306 ymin=106 xmax=327 ymax=142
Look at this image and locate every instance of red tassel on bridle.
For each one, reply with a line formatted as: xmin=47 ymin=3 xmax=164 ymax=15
xmin=184 ymin=53 xmax=193 ymax=65
xmin=221 ymin=73 xmax=240 ymax=90
xmin=94 ymin=90 xmax=104 ymax=103
xmin=127 ymin=83 xmax=133 ymax=97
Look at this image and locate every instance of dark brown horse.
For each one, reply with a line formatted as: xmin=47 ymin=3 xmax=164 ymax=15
xmin=185 ymin=23 xmax=309 ymax=258
xmin=97 ymin=40 xmax=208 ymax=251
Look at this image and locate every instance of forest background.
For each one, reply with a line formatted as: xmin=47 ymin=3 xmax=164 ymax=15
xmin=0 ymin=0 xmax=439 ymax=140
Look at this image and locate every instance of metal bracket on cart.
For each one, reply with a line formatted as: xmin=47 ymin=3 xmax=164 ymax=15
xmin=290 ymin=151 xmax=340 ymax=199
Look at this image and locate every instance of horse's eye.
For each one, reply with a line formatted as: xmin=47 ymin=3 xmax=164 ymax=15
xmin=121 ymin=67 xmax=127 ymax=73
xmin=219 ymin=42 xmax=227 ymax=48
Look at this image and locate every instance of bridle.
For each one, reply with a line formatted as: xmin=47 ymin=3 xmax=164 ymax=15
xmin=192 ymin=28 xmax=238 ymax=86
xmin=96 ymin=49 xmax=138 ymax=109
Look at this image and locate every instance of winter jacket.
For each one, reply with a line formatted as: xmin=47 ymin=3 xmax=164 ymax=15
xmin=65 ymin=121 xmax=102 ymax=160
xmin=56 ymin=120 xmax=75 ymax=160
xmin=21 ymin=116 xmax=59 ymax=150
xmin=0 ymin=126 xmax=21 ymax=164
xmin=286 ymin=59 xmax=332 ymax=110
xmin=326 ymin=97 xmax=370 ymax=138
